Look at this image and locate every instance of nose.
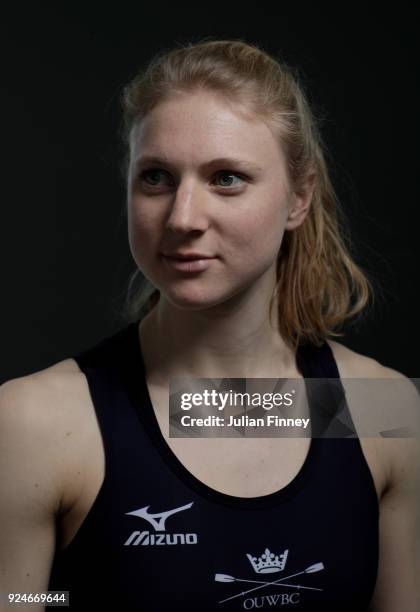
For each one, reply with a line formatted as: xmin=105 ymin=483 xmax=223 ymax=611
xmin=165 ymin=182 xmax=209 ymax=234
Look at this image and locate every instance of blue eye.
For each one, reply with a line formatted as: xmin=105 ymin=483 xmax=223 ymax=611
xmin=139 ymin=169 xmax=171 ymax=187
xmin=215 ymin=171 xmax=244 ymax=187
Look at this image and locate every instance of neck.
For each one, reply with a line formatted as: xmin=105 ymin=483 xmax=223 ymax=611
xmin=138 ymin=285 xmax=300 ymax=382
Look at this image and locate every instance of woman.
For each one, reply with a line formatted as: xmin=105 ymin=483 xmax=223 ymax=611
xmin=1 ymin=39 xmax=419 ymax=611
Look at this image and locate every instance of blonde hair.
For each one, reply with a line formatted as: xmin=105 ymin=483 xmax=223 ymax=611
xmin=119 ymin=37 xmax=374 ymax=350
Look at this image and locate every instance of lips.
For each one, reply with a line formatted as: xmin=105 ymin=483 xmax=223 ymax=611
xmin=161 ymin=253 xmax=216 ymax=273
xmin=162 ymin=251 xmax=214 ymax=260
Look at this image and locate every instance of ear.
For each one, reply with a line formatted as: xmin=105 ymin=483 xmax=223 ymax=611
xmin=285 ymin=173 xmax=315 ymax=231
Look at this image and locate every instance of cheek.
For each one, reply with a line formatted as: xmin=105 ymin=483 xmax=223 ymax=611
xmin=127 ymin=200 xmax=160 ymax=265
xmin=224 ymin=205 xmax=287 ymax=260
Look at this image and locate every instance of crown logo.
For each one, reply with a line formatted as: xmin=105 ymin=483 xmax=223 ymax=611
xmin=246 ymin=547 xmax=289 ymax=574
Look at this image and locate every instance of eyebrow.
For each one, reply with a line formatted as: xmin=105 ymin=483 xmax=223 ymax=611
xmin=133 ymin=155 xmax=264 ymax=173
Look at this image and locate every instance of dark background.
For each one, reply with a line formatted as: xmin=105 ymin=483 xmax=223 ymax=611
xmin=1 ymin=6 xmax=418 ymax=382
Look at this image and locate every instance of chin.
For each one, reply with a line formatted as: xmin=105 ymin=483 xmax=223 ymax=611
xmin=165 ymin=295 xmax=222 ymax=312
xmin=159 ymin=286 xmax=231 ymax=312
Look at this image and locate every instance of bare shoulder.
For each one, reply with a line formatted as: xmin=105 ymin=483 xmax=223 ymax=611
xmin=0 ymin=358 xmax=93 ymax=514
xmin=327 ymin=339 xmax=420 ymax=491
xmin=0 ymin=359 xmax=96 ymax=596
xmin=326 ymin=339 xmax=406 ymax=379
xmin=1 ymin=357 xmax=88 ymax=442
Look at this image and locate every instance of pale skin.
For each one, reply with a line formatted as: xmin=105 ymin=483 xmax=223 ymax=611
xmin=0 ymin=90 xmax=419 ymax=611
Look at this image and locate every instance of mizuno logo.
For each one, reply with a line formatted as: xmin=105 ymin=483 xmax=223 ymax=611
xmin=124 ymin=531 xmax=198 ymax=546
xmin=123 ymin=501 xmax=198 ymax=547
xmin=125 ymin=501 xmax=193 ymax=531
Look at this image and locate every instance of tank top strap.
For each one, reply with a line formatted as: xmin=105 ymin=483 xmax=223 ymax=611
xmin=296 ymin=340 xmax=340 ymax=378
xmin=296 ymin=339 xmax=358 ymax=438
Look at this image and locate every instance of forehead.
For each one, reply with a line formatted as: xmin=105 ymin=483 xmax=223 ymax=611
xmin=129 ymin=90 xmax=286 ymax=170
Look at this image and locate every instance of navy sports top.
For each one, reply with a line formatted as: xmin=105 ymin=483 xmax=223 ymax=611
xmin=48 ymin=321 xmax=379 ymax=611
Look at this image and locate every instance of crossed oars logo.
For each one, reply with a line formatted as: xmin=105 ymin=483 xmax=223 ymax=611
xmin=215 ymin=562 xmax=324 ymax=604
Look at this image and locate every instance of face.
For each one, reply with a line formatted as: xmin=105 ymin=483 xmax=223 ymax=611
xmin=127 ymin=90 xmax=312 ymax=312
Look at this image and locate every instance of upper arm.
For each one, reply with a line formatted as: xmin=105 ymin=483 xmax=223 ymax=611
xmin=327 ymin=342 xmax=420 ymax=610
xmin=0 ymin=378 xmax=62 ymax=611
xmin=369 ymin=435 xmax=420 ymax=611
